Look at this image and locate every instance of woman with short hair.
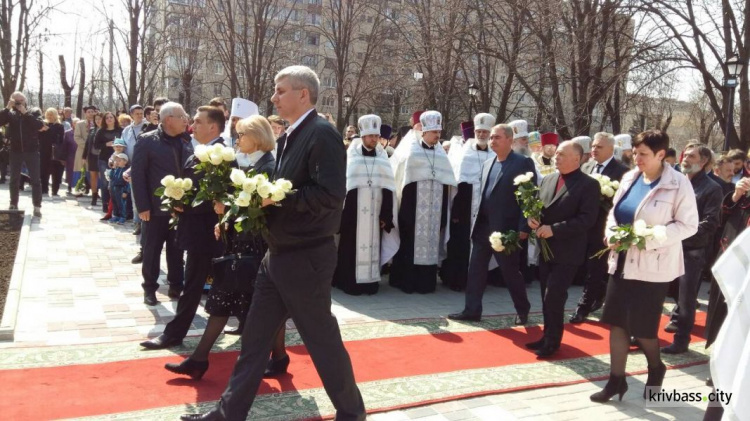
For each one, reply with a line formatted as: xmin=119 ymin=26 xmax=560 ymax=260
xmin=590 ymin=130 xmax=699 ymax=402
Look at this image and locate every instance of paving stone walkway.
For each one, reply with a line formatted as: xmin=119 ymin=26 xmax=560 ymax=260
xmin=0 ymin=182 xmax=714 ymax=420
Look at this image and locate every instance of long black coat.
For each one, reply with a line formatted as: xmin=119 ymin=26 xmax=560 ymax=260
xmin=581 ymin=158 xmax=629 ymax=248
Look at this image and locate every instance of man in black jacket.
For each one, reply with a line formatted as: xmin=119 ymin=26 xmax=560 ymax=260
xmin=570 ymin=132 xmax=630 ymax=323
xmin=140 ymin=106 xmax=225 ymax=350
xmin=448 ymin=124 xmax=535 ymax=324
xmin=131 ymin=102 xmax=191 ymax=306
xmin=526 ymin=141 xmax=600 ymax=358
xmin=182 ymin=66 xmax=365 ymax=421
xmin=0 ymin=92 xmax=44 ymax=216
xmin=662 ymin=143 xmax=723 ymax=354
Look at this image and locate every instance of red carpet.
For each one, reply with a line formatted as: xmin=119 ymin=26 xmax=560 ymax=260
xmin=0 ymin=313 xmax=707 ymax=419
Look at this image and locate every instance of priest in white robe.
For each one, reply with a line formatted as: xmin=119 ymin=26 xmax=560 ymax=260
xmin=332 ymin=115 xmax=399 ymax=296
xmin=222 ymin=98 xmax=259 ymax=166
xmin=440 ymin=113 xmax=494 ymax=291
xmin=389 ymin=110 xmax=457 ymax=293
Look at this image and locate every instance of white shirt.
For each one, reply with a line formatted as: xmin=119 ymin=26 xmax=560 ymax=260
xmin=246 ymin=150 xmax=265 ymax=166
xmin=278 ymin=108 xmax=316 ymax=166
xmin=592 ymin=155 xmax=614 ymax=174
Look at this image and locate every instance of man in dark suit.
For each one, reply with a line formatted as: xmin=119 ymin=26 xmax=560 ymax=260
xmin=526 ymin=141 xmax=600 ymax=358
xmin=182 ymin=66 xmax=365 ymax=421
xmin=570 ymin=132 xmax=629 ymax=323
xmin=140 ymin=106 xmax=226 ymax=350
xmin=131 ymin=102 xmax=191 ymax=306
xmin=448 ymin=124 xmax=536 ymax=324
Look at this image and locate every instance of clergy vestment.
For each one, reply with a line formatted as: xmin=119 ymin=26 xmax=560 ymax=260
xmin=440 ymin=138 xmax=491 ymax=291
xmin=332 ymin=141 xmax=398 ymax=295
xmin=389 ymin=138 xmax=457 ymax=293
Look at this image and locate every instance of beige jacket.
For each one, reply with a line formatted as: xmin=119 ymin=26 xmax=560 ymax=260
xmin=73 ymin=120 xmax=90 ymax=170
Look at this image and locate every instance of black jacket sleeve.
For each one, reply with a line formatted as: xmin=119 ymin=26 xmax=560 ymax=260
xmin=380 ymin=189 xmax=394 ymax=232
xmin=131 ymin=138 xmax=150 ymax=213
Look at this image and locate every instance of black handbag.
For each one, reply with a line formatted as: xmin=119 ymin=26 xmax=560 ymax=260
xmin=211 ymin=253 xmax=259 ymax=293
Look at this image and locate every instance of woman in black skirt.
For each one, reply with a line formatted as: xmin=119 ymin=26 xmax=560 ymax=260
xmin=165 ymin=115 xmax=283 ymax=380
xmin=590 ymin=130 xmax=699 ymax=402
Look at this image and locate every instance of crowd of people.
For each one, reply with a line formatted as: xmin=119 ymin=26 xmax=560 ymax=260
xmin=1 ymin=64 xmax=748 ymax=420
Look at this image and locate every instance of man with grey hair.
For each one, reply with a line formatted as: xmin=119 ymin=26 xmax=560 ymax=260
xmin=182 ymin=65 xmax=366 ymax=421
xmin=0 ymin=91 xmax=45 ymax=216
xmin=570 ymin=132 xmax=629 ymax=324
xmin=131 ymin=101 xmax=190 ymax=308
xmin=662 ymin=143 xmax=722 ymax=354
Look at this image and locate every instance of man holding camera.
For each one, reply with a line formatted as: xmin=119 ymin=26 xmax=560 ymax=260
xmin=0 ymin=92 xmax=45 ymax=216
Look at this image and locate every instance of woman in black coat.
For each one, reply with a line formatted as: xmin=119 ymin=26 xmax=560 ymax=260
xmin=92 ymin=112 xmax=122 ymax=213
xmin=164 ymin=115 xmax=287 ymax=380
xmin=37 ymin=108 xmax=65 ymax=195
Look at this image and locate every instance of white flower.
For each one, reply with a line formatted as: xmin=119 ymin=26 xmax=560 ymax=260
xmin=643 ymin=227 xmax=654 ymax=237
xmin=601 ymin=185 xmax=615 ymax=198
xmin=212 ymin=143 xmax=224 ymax=156
xmin=209 ymin=153 xmax=223 ymax=166
xmin=275 ymin=178 xmax=293 ymax=193
xmin=165 ymin=186 xmax=184 ymax=200
xmin=591 ymin=173 xmax=602 ymax=181
xmin=230 ymin=168 xmax=247 ymax=185
xmin=270 ymin=186 xmax=286 ymax=202
xmin=180 ymin=178 xmax=193 ymax=190
xmin=235 ymin=191 xmax=252 ymax=207
xmin=194 ymin=144 xmax=210 ymax=162
xmin=633 ymin=219 xmax=648 ymax=237
xmin=611 ymin=180 xmax=620 ymax=190
xmin=652 ymin=225 xmax=668 ymax=243
xmin=489 ymin=232 xmax=504 ymax=252
xmin=257 ymin=182 xmax=272 ymax=199
xmin=221 ymin=147 xmax=236 ymax=162
xmin=242 ymin=178 xmax=257 ymax=194
xmin=252 ymin=174 xmax=267 ymax=184
xmin=161 ymin=175 xmax=176 ymax=188
xmin=513 ymin=172 xmax=534 ymax=186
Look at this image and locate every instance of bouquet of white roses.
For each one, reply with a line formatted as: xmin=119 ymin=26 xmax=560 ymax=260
xmin=591 ymin=219 xmax=668 ymax=259
xmin=513 ymin=171 xmax=553 ymax=261
xmin=590 ymin=173 xmax=620 ymax=199
xmin=222 ymin=168 xmax=294 ymax=234
xmin=154 ymin=175 xmax=194 ymax=229
xmin=191 ymin=143 xmax=236 ymax=208
xmin=489 ymin=230 xmax=522 ymax=255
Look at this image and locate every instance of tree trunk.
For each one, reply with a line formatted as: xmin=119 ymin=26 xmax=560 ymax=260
xmin=76 ymin=58 xmax=85 ymax=117
xmin=58 ymin=55 xmax=73 ymax=107
xmin=37 ymin=51 xmax=43 ymax=109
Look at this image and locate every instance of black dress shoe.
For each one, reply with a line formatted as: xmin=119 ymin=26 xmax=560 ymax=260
xmin=535 ymin=344 xmax=560 ymax=358
xmin=224 ymin=325 xmax=244 ymax=335
xmin=525 ymin=338 xmax=546 ymax=350
xmin=514 ymin=313 xmax=528 ymax=325
xmin=131 ymin=251 xmax=143 ymax=264
xmin=661 ymin=343 xmax=688 ymax=354
xmin=168 ymin=287 xmax=182 ymax=299
xmin=140 ymin=334 xmax=182 ymax=350
xmin=706 ymin=377 xmax=713 ymax=387
xmin=144 ymin=291 xmax=159 ymax=306
xmin=446 ymin=312 xmax=481 ymax=322
xmin=165 ymin=358 xmax=209 ymax=380
xmin=132 ymin=225 xmax=141 ymax=235
xmin=180 ymin=409 xmax=225 ymax=421
xmin=663 ymin=322 xmax=678 ymax=333
xmin=263 ymin=355 xmax=290 ymax=377
xmin=590 ymin=299 xmax=604 ymax=313
xmin=569 ymin=312 xmax=587 ymax=324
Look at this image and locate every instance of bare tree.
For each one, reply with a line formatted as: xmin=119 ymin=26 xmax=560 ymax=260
xmin=58 ymin=55 xmax=75 ymax=107
xmin=76 ymin=57 xmax=85 ymax=116
xmin=37 ymin=50 xmax=43 ymax=108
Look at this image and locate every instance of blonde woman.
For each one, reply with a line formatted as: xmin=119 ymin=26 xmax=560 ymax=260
xmin=164 ymin=115 xmax=287 ymax=380
xmin=38 ymin=108 xmax=65 ymax=196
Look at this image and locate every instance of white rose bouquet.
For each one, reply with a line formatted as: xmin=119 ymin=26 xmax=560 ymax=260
xmin=590 ymin=173 xmax=620 ymax=201
xmin=489 ymin=230 xmax=522 ymax=255
xmin=221 ymin=168 xmax=294 ymax=234
xmin=513 ymin=171 xmax=553 ymax=261
xmin=154 ymin=175 xmax=194 ymax=229
xmin=591 ymin=219 xmax=668 ymax=259
xmin=191 ymin=143 xmax=236 ymax=208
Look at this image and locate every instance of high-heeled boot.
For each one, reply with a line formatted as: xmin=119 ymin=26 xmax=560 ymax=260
xmin=165 ymin=357 xmax=209 ymax=380
xmin=590 ymin=374 xmax=628 ymax=402
xmin=643 ymin=362 xmax=667 ymax=399
xmin=263 ymin=355 xmax=290 ymax=377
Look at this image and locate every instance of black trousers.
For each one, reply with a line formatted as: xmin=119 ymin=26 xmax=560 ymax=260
xmin=464 ymin=223 xmax=530 ymax=316
xmin=539 ymin=262 xmax=578 ymax=346
xmin=50 ymin=160 xmax=64 ymax=195
xmin=39 ymin=149 xmax=52 ymax=193
xmin=217 ymin=240 xmax=365 ymax=421
xmin=140 ymin=215 xmax=184 ymax=293
xmin=669 ymin=248 xmax=706 ymax=346
xmin=163 ymin=249 xmax=211 ymax=340
xmin=574 ymin=241 xmax=610 ymax=315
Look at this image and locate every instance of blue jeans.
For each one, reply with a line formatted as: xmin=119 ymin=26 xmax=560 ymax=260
xmin=9 ymin=151 xmax=42 ymax=207
xmin=97 ymin=160 xmax=111 ymax=213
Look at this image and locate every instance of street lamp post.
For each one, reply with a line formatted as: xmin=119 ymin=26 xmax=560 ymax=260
xmin=468 ymin=83 xmax=479 ymax=119
xmin=344 ymin=93 xmax=352 ymax=125
xmin=724 ymin=55 xmax=744 ymax=151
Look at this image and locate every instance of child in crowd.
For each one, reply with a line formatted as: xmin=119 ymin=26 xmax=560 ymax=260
xmin=102 ymin=138 xmax=130 ymax=222
xmin=109 ymin=152 xmax=130 ymax=224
